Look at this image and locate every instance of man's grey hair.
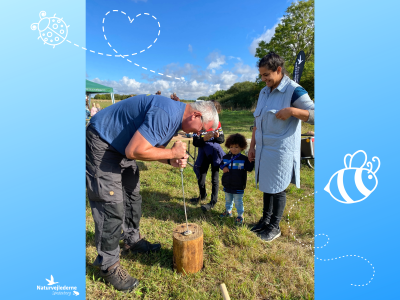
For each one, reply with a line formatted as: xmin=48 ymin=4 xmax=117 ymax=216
xmin=189 ymin=101 xmax=219 ymax=129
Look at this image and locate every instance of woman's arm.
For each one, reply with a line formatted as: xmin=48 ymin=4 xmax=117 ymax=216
xmin=276 ymin=107 xmax=310 ymax=122
xmin=248 ymin=126 xmax=256 ymax=162
xmin=276 ymin=87 xmax=315 ymax=122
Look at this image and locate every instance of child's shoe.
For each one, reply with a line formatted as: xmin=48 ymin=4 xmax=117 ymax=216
xmin=235 ymin=216 xmax=244 ymax=225
xmin=219 ymin=211 xmax=233 ymax=218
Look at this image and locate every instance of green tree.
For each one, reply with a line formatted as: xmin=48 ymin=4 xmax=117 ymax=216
xmin=255 ymin=0 xmax=314 ymax=98
xmin=197 ymin=96 xmax=209 ymax=100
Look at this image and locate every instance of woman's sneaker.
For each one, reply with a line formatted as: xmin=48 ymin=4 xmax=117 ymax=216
xmin=219 ymin=211 xmax=232 ymax=218
xmin=250 ymin=217 xmax=269 ymax=232
xmin=235 ymin=216 xmax=244 ymax=226
xmin=257 ymin=226 xmax=281 ymax=242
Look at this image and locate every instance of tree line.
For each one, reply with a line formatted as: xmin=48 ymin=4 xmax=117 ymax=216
xmin=199 ymin=0 xmax=314 ymax=109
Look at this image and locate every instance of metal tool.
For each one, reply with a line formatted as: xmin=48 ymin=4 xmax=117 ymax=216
xmin=180 ymin=168 xmax=192 ymax=235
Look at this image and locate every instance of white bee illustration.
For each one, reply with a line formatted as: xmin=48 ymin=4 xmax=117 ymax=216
xmin=324 ymin=150 xmax=380 ymax=204
xmin=31 ymin=11 xmax=69 ymax=48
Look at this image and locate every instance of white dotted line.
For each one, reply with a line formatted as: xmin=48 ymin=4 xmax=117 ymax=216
xmin=288 ymin=191 xmax=375 ymax=286
xmin=314 ymin=254 xmax=375 ymax=286
xmin=66 ymin=10 xmax=182 ymax=81
xmin=314 ymin=233 xmax=329 ymax=249
xmin=287 ymin=192 xmax=316 ymax=250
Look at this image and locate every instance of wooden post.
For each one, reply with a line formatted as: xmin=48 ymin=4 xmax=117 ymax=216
xmin=173 ymin=223 xmax=203 ymax=274
xmin=220 ymin=283 xmax=231 ymax=300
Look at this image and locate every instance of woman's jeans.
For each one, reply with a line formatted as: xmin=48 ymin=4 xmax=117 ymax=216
xmin=263 ymin=191 xmax=286 ymax=229
xmin=225 ymin=192 xmax=244 ymax=217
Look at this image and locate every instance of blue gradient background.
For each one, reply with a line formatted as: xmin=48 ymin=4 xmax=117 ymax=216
xmin=316 ymin=0 xmax=399 ymax=298
xmin=0 ymin=1 xmax=85 ymax=299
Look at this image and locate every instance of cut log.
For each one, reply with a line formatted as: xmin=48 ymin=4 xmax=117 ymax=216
xmin=173 ymin=223 xmax=203 ymax=274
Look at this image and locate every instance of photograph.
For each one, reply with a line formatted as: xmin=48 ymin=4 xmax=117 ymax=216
xmin=85 ymin=0 xmax=314 ymax=298
xmin=1 ymin=0 xmax=399 ymax=299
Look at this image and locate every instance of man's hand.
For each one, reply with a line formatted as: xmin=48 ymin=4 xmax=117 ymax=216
xmin=248 ymin=148 xmax=255 ymax=162
xmin=223 ymin=167 xmax=229 ymax=173
xmin=275 ymin=107 xmax=293 ymax=120
xmin=170 ymin=153 xmax=189 ymax=168
xmin=171 ymin=141 xmax=187 ymax=159
xmin=214 ymin=131 xmax=220 ymax=138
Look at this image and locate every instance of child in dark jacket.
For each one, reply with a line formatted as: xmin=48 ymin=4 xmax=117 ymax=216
xmin=191 ymin=101 xmax=225 ymax=212
xmin=219 ymin=133 xmax=254 ymax=225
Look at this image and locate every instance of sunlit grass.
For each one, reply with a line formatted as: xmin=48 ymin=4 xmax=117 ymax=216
xmin=86 ymin=110 xmax=315 ymax=300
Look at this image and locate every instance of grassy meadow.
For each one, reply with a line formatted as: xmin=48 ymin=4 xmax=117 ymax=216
xmin=86 ymin=109 xmax=315 ymax=300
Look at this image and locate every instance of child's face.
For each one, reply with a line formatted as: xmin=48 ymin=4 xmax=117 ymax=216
xmin=229 ymin=144 xmax=243 ymax=155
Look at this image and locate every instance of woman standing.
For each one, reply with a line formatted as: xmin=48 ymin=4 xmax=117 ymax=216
xmin=248 ymin=52 xmax=314 ymax=242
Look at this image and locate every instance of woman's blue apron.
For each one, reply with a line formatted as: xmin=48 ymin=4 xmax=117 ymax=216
xmin=254 ymin=76 xmax=301 ymax=194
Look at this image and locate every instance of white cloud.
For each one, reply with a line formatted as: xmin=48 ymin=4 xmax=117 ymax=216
xmin=206 ymin=51 xmax=226 ymax=70
xmin=188 ymin=44 xmax=193 ymax=53
xmin=91 ymin=52 xmax=259 ymax=100
xmin=228 ymin=56 xmax=241 ymax=61
xmin=232 ymin=62 xmax=259 ymax=82
xmin=249 ymin=19 xmax=281 ymax=56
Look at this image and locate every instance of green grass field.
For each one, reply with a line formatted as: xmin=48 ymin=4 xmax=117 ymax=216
xmin=86 ymin=110 xmax=315 ymax=300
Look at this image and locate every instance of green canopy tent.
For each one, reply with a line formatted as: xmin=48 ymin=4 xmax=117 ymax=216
xmin=86 ymin=80 xmax=115 ymax=107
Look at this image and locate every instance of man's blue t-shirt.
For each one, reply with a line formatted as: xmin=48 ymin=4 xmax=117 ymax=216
xmin=90 ymin=94 xmax=186 ymax=155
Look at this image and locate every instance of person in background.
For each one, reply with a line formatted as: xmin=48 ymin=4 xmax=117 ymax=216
xmin=155 ymin=91 xmax=161 ymax=95
xmin=172 ymin=93 xmax=180 ymax=101
xmin=91 ymin=102 xmax=99 ymax=117
xmin=86 ymin=95 xmax=90 ymax=119
xmin=191 ymin=101 xmax=224 ymax=212
xmin=95 ymin=103 xmax=102 ymax=112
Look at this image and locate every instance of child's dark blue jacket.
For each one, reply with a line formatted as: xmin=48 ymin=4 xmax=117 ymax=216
xmin=220 ymin=153 xmax=254 ymax=194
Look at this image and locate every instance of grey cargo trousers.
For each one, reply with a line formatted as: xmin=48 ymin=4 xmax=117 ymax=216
xmin=86 ymin=125 xmax=142 ymax=270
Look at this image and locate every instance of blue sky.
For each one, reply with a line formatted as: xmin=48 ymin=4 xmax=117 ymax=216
xmin=86 ymin=0 xmax=293 ymax=100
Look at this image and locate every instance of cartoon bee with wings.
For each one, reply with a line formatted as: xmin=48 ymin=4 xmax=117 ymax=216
xmin=324 ymin=150 xmax=380 ymax=204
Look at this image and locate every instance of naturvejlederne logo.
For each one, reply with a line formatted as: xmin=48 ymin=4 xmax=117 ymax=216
xmin=37 ymin=275 xmax=79 ymax=296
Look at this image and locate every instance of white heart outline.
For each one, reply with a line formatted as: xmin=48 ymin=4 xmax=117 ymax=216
xmin=102 ymin=10 xmax=161 ymax=58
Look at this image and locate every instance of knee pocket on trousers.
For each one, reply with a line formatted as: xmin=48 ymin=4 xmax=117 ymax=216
xmin=101 ymin=202 xmax=124 ymax=251
xmin=86 ymin=167 xmax=123 ymax=201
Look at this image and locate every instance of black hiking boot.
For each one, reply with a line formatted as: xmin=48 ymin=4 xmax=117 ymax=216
xmin=201 ymin=202 xmax=215 ymax=212
xmin=250 ymin=217 xmax=269 ymax=233
xmin=257 ymin=226 xmax=281 ymax=242
xmin=99 ymin=261 xmax=139 ymax=292
xmin=122 ymin=234 xmax=161 ymax=255
xmin=190 ymin=193 xmax=207 ymax=204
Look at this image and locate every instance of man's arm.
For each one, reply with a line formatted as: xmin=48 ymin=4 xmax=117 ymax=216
xmin=125 ymin=131 xmax=186 ymax=161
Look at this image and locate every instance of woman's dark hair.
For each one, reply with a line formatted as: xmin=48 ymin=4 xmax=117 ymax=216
xmin=210 ymin=100 xmax=221 ymax=114
xmin=258 ymin=52 xmax=288 ymax=75
xmin=225 ymin=133 xmax=247 ymax=149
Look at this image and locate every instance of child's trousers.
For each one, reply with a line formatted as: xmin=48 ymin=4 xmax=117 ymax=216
xmin=225 ymin=192 xmax=244 ymax=216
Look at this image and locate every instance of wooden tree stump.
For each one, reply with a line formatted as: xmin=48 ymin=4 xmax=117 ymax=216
xmin=173 ymin=223 xmax=203 ymax=274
